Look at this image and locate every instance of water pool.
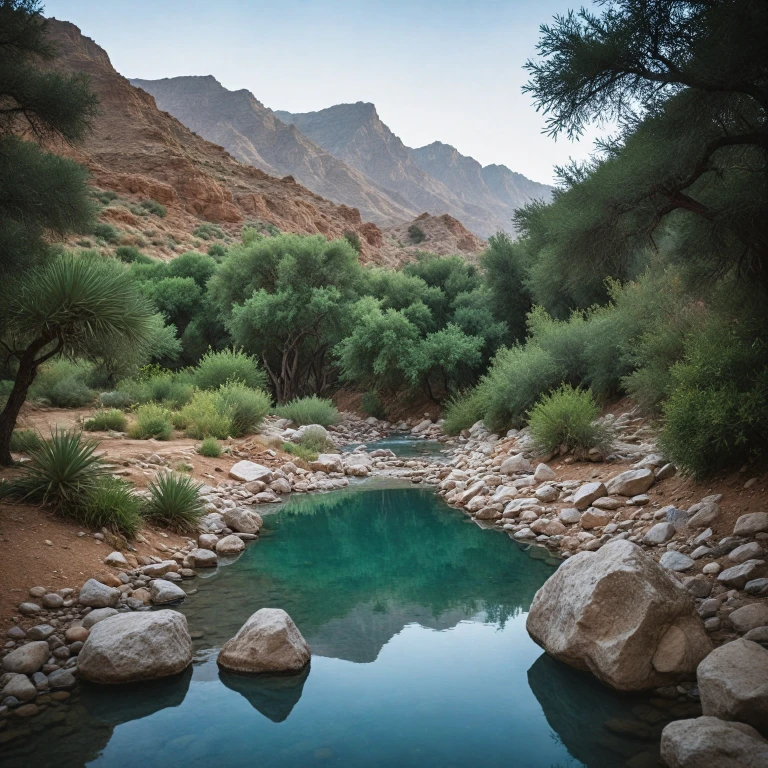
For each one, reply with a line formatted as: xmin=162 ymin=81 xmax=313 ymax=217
xmin=343 ymin=434 xmax=448 ymax=459
xmin=2 ymin=481 xmax=695 ymax=767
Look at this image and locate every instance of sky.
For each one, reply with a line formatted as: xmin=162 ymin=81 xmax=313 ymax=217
xmin=44 ymin=0 xmax=606 ymax=185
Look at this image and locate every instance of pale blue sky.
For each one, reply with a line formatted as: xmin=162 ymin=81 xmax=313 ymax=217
xmin=44 ymin=0 xmax=605 ymax=184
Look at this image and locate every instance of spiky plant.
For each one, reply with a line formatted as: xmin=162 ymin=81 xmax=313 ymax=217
xmin=143 ymin=472 xmax=204 ymax=533
xmin=78 ymin=476 xmax=143 ymax=538
xmin=0 ymin=429 xmax=105 ymax=511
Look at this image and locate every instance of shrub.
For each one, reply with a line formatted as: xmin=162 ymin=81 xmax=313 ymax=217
xmin=119 ymin=372 xmax=194 ymax=408
xmin=129 ymin=403 xmax=174 ymax=440
xmin=143 ymin=472 xmax=204 ymax=532
xmin=179 ymin=390 xmax=232 ymax=439
xmin=78 ymin=476 xmax=143 ymax=537
xmin=9 ymin=429 xmax=42 ymax=453
xmin=343 ymin=230 xmax=362 ymax=253
xmin=29 ymin=359 xmax=95 ymax=408
xmin=140 ymin=199 xmax=166 ymax=217
xmin=198 ymin=436 xmax=222 ymax=457
xmin=281 ymin=442 xmax=316 ymax=462
xmin=276 ymin=395 xmax=339 ymax=427
xmin=192 ymin=348 xmax=268 ymax=391
xmin=442 ymin=389 xmax=487 ymax=435
xmin=84 ymin=409 xmax=128 ymax=432
xmin=527 ymin=385 xmax=614 ymax=456
xmin=99 ymin=391 xmax=131 ymax=408
xmin=361 ymin=391 xmax=386 ymax=419
xmin=296 ymin=425 xmax=331 ymax=453
xmin=115 ymin=245 xmax=152 ymax=264
xmin=214 ymin=383 xmax=271 ymax=437
xmin=92 ymin=190 xmax=118 ymax=205
xmin=207 ymin=243 xmax=227 ymax=260
xmin=0 ymin=430 xmax=105 ymax=512
xmin=408 ymin=224 xmax=426 ymax=245
xmin=193 ymin=223 xmax=225 ymax=240
xmin=93 ymin=222 xmax=120 ymax=243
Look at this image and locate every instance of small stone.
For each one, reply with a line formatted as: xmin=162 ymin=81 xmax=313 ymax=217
xmin=47 ymin=669 xmax=76 ymax=690
xmin=215 ymin=534 xmax=245 ymax=555
xmin=1 ymin=642 xmax=50 ymax=674
xmin=718 ymin=560 xmax=766 ymax=589
xmin=580 ymin=509 xmax=612 ymax=530
xmin=704 ymin=617 xmax=721 ymax=631
xmin=82 ymin=607 xmax=119 ymax=629
xmin=559 ymin=508 xmax=581 ymax=525
xmin=687 ymin=502 xmax=720 ymax=528
xmin=104 ymin=551 xmax=129 ymax=568
xmin=186 ymin=549 xmax=217 ymax=568
xmin=26 ymin=625 xmax=55 ymax=641
xmin=729 ymin=542 xmax=765 ymax=563
xmin=0 ymin=676 xmax=37 ymax=702
xmin=643 ymin=522 xmax=676 ymax=546
xmin=533 ymin=463 xmax=556 ymax=483
xmin=6 ymin=628 xmax=25 ymax=641
xmin=197 ymin=533 xmax=218 ymax=551
xmin=78 ymin=579 xmax=120 ymax=608
xmin=659 ymin=551 xmax=695 ymax=572
xmin=17 ymin=603 xmax=41 ymax=616
xmin=702 ymin=562 xmax=721 ymax=575
xmin=572 ymin=482 xmax=607 ymax=510
xmin=733 ymin=512 xmax=768 ymax=537
xmin=41 ymin=593 xmax=63 ymax=609
xmin=745 ymin=578 xmax=768 ymax=596
xmin=149 ymin=579 xmax=186 ymax=605
xmin=28 ymin=587 xmax=46 ymax=599
xmin=729 ymin=603 xmax=768 ymax=634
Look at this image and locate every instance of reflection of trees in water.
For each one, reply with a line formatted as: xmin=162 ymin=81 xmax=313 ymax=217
xmin=182 ymin=485 xmax=555 ymax=659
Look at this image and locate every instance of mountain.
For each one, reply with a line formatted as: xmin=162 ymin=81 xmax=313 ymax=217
xmin=381 ymin=213 xmax=485 ymax=263
xmin=278 ymin=104 xmax=553 ymax=238
xmin=41 ymin=20 xmax=386 ymax=263
xmin=129 ymin=76 xmax=417 ymax=227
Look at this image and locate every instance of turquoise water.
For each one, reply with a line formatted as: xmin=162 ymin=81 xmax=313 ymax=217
xmin=2 ymin=482 xmax=694 ymax=767
xmin=344 ymin=434 xmax=448 ymax=459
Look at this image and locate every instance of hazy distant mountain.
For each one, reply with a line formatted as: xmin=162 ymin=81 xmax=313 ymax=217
xmin=130 ymin=76 xmax=416 ymax=226
xmin=279 ymin=103 xmax=553 ymax=238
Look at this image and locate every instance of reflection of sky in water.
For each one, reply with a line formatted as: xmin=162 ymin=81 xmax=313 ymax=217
xmin=4 ymin=484 xmax=674 ymax=768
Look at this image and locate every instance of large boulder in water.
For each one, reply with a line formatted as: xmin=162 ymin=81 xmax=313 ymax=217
xmin=526 ymin=539 xmax=711 ymax=691
xmin=217 ymin=608 xmax=310 ymax=674
xmin=77 ymin=610 xmax=193 ymax=683
xmin=660 ymin=716 xmax=768 ymax=767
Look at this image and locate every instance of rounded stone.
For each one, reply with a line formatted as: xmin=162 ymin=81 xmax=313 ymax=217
xmin=64 ymin=626 xmax=89 ymax=644
xmin=216 ymin=534 xmax=246 ymax=555
xmin=82 ymin=607 xmax=119 ymax=629
xmin=17 ymin=603 xmax=41 ymax=616
xmin=1 ymin=642 xmax=51 ymax=675
xmin=41 ymin=593 xmax=64 ymax=609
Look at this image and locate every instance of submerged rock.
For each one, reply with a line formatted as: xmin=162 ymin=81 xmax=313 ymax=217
xmin=217 ymin=608 xmax=310 ymax=674
xmin=526 ymin=539 xmax=711 ymax=691
xmin=77 ymin=610 xmax=193 ymax=683
xmin=660 ymin=716 xmax=768 ymax=768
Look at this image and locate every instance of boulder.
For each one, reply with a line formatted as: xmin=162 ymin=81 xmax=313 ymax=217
xmin=269 ymin=478 xmax=292 ymax=494
xmin=533 ymin=463 xmax=556 ymax=483
xmin=729 ymin=603 xmax=768 ymax=634
xmin=229 ymin=461 xmax=273 ymax=484
xmin=104 ymin=551 xmax=129 ymax=568
xmin=343 ymin=453 xmax=372 ymax=477
xmin=77 ymin=578 xmax=120 ymax=608
xmin=661 ymin=716 xmax=768 ymax=768
xmin=644 ymin=522 xmax=676 ymax=545
xmin=186 ymin=548 xmax=218 ymax=568
xmin=534 ymin=484 xmax=559 ymax=503
xmin=309 ymin=454 xmax=343 ymax=474
xmin=1 ymin=641 xmax=50 ymax=674
xmin=198 ymin=533 xmax=219 ymax=550
xmin=660 ymin=551 xmax=695 ymax=572
xmin=216 ymin=534 xmax=245 ymax=554
xmin=687 ymin=502 xmax=720 ymax=528
xmin=138 ymin=560 xmax=179 ymax=577
xmin=82 ymin=607 xmax=119 ymax=629
xmin=526 ymin=540 xmax=711 ymax=691
xmin=150 ymin=579 xmax=186 ymax=605
xmin=217 ymin=608 xmax=310 ymax=674
xmin=729 ymin=542 xmax=765 ymax=563
xmin=222 ymin=507 xmax=263 ymax=534
xmin=77 ymin=610 xmax=192 ymax=683
xmin=559 ymin=508 xmax=581 ymax=525
xmin=718 ymin=560 xmax=766 ymax=589
xmin=734 ymin=512 xmax=768 ymax=537
xmin=579 ymin=509 xmax=612 ymax=530
xmin=499 ymin=454 xmax=531 ymax=475
xmin=0 ymin=675 xmax=37 ymax=702
xmin=605 ymin=468 xmax=655 ymax=497
xmin=291 ymin=424 xmax=329 ymax=443
xmin=572 ymin=482 xmax=607 ymax=511
xmin=697 ymin=638 xmax=768 ymax=734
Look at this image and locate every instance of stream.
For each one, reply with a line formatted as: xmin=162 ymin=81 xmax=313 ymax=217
xmin=2 ymin=474 xmax=698 ymax=767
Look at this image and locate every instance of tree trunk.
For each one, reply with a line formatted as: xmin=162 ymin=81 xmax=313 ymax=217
xmin=0 ymin=337 xmax=55 ymax=466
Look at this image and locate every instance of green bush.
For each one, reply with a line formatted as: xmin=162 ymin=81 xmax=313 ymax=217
xmin=119 ymin=372 xmax=194 ymax=408
xmin=207 ymin=243 xmax=227 ymax=260
xmin=296 ymin=425 xmax=331 ymax=453
xmin=198 ymin=436 xmax=222 ymax=457
xmin=115 ymin=245 xmax=152 ymax=264
xmin=140 ymin=199 xmax=166 ymax=217
xmin=527 ymin=385 xmax=614 ymax=456
xmin=408 ymin=224 xmax=426 ymax=245
xmin=129 ymin=403 xmax=174 ymax=440
xmin=143 ymin=472 xmax=204 ymax=532
xmin=659 ymin=319 xmax=768 ymax=478
xmin=84 ymin=409 xmax=128 ymax=432
xmin=29 ymin=359 xmax=95 ymax=408
xmin=9 ymin=429 xmax=42 ymax=453
xmin=361 ymin=391 xmax=386 ymax=419
xmin=442 ymin=389 xmax=487 ymax=435
xmin=179 ymin=390 xmax=232 ymax=439
xmin=99 ymin=391 xmax=131 ymax=408
xmin=281 ymin=442 xmax=316 ymax=462
xmin=0 ymin=430 xmax=105 ymax=512
xmin=193 ymin=223 xmax=225 ymax=240
xmin=343 ymin=230 xmax=362 ymax=253
xmin=214 ymin=382 xmax=271 ymax=437
xmin=276 ymin=395 xmax=339 ymax=427
xmin=93 ymin=222 xmax=120 ymax=243
xmin=78 ymin=476 xmax=143 ymax=537
xmin=192 ymin=348 xmax=268 ymax=391
xmin=92 ymin=190 xmax=118 ymax=205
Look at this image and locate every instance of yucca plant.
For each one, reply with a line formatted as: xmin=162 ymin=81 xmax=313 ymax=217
xmin=0 ymin=429 xmax=105 ymax=512
xmin=143 ymin=472 xmax=204 ymax=533
xmin=77 ymin=476 xmax=143 ymax=538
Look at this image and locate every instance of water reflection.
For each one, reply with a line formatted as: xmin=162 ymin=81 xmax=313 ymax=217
xmin=219 ymin=665 xmax=310 ymax=722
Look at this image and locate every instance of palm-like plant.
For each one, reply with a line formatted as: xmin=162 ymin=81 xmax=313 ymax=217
xmin=143 ymin=472 xmax=205 ymax=533
xmin=0 ymin=254 xmax=156 ymax=464
xmin=0 ymin=429 xmax=105 ymax=511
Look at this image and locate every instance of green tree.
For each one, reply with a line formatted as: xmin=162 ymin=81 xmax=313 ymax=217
xmin=0 ymin=256 xmax=155 ymax=464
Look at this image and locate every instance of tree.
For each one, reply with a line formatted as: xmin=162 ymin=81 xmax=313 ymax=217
xmin=524 ymin=0 xmax=768 ymax=285
xmin=0 ymin=256 xmax=155 ymax=464
xmin=0 ymin=0 xmax=100 ymax=275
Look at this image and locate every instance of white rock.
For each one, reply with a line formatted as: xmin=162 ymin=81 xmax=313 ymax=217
xmin=605 ymin=468 xmax=655 ymax=497
xmin=499 ymin=455 xmax=532 ymax=475
xmin=78 ymin=578 xmax=120 ymax=608
xmin=309 ymin=454 xmax=343 ymax=473
xmin=187 ymin=548 xmax=218 ymax=568
xmin=533 ymin=463 xmax=556 ymax=483
xmin=572 ymin=482 xmax=607 ymax=510
xmin=644 ymin=522 xmax=676 ymax=545
xmin=222 ymin=507 xmax=263 ymax=534
xmin=1 ymin=641 xmax=50 ymax=674
xmin=78 ymin=610 xmax=193 ymax=683
xmin=104 ymin=551 xmax=129 ymax=568
xmin=217 ymin=608 xmax=310 ymax=674
xmin=82 ymin=607 xmax=119 ymax=628
xmin=229 ymin=461 xmax=273 ymax=484
xmin=216 ymin=534 xmax=245 ymax=555
xmin=734 ymin=512 xmax=768 ymax=537
xmin=660 ymin=551 xmax=695 ymax=572
xmin=150 ymin=579 xmax=187 ymax=605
